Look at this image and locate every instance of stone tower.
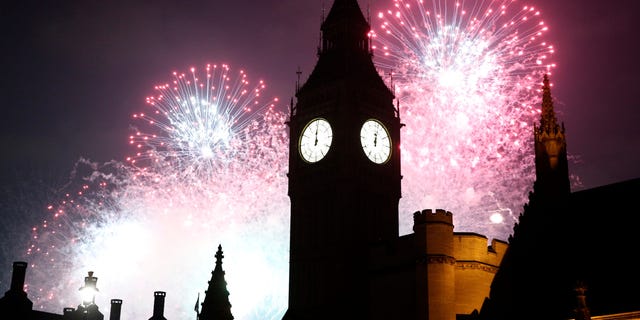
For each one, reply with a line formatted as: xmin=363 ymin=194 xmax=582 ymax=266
xmin=284 ymin=0 xmax=401 ymax=318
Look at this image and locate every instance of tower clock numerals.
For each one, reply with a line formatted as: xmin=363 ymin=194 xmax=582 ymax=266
xmin=299 ymin=118 xmax=333 ymax=163
xmin=360 ymin=119 xmax=392 ymax=164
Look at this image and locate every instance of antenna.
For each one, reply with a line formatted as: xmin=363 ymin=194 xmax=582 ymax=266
xmin=318 ymin=1 xmax=326 ymax=56
xmin=296 ymin=66 xmax=302 ymax=94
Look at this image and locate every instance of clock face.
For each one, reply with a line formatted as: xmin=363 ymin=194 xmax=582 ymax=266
xmin=299 ymin=118 xmax=333 ymax=163
xmin=360 ymin=119 xmax=392 ymax=164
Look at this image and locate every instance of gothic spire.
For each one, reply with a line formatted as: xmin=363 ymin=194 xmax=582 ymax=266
xmin=199 ymin=244 xmax=234 ymax=320
xmin=533 ymin=73 xmax=570 ymax=198
xmin=538 ymin=74 xmax=560 ymax=134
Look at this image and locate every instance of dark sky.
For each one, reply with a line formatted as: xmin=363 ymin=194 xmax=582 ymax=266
xmin=1 ymin=0 xmax=639 ymax=214
xmin=0 ymin=0 xmax=639 ymax=309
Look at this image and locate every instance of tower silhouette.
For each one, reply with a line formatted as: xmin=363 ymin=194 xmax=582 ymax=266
xmin=478 ymin=75 xmax=640 ymax=320
xmin=199 ymin=244 xmax=234 ymax=320
xmin=533 ymin=74 xmax=570 ymax=199
xmin=284 ymin=0 xmax=401 ymax=318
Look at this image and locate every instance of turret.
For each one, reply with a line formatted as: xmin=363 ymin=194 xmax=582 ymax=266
xmin=413 ymin=209 xmax=456 ymax=320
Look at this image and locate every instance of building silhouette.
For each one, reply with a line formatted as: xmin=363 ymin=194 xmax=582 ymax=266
xmin=0 ymin=246 xmax=234 ymax=319
xmin=476 ymin=77 xmax=640 ymax=320
xmin=198 ymin=244 xmax=234 ymax=320
xmin=282 ymin=0 xmax=640 ymax=320
xmin=1 ymin=0 xmax=640 ymax=320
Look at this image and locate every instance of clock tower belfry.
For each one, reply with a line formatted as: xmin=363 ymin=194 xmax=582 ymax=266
xmin=284 ymin=0 xmax=401 ymax=319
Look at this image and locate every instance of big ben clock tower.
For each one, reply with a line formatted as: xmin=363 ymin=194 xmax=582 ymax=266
xmin=283 ymin=0 xmax=402 ymax=319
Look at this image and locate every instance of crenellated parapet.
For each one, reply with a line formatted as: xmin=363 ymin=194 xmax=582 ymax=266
xmin=413 ymin=209 xmax=453 ymax=228
xmin=408 ymin=208 xmax=509 ymax=318
xmin=453 ymin=233 xmax=508 ymax=270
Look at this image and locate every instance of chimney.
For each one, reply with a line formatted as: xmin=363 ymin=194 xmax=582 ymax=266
xmin=110 ymin=299 xmax=122 ymax=320
xmin=151 ymin=291 xmax=166 ymax=319
xmin=10 ymin=261 xmax=28 ymax=293
xmin=0 ymin=261 xmax=32 ymax=315
xmin=62 ymin=307 xmax=75 ymax=320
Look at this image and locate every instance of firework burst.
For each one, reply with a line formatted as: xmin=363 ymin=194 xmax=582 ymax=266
xmin=371 ymin=0 xmax=556 ymax=237
xmin=20 ymin=1 xmax=559 ymax=318
xmin=24 ymin=64 xmax=290 ymax=320
xmin=128 ymin=64 xmax=274 ymax=176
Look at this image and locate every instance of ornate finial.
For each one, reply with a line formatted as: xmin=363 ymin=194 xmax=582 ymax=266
xmin=215 ymin=244 xmax=224 ymax=265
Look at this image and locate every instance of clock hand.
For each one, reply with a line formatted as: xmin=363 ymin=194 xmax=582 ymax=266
xmin=314 ymin=128 xmax=318 ymax=146
xmin=373 ymin=132 xmax=378 ymax=147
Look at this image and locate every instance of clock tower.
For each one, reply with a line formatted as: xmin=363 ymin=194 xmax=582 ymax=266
xmin=284 ymin=0 xmax=402 ymax=319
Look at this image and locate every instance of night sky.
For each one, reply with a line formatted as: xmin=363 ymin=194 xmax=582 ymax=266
xmin=1 ymin=0 xmax=639 ymax=289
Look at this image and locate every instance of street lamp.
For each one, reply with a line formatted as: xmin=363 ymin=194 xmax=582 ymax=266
xmin=79 ymin=271 xmax=99 ymax=307
xmin=62 ymin=271 xmax=104 ymax=320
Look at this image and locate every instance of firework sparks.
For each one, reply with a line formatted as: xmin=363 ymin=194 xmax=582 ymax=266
xmin=24 ymin=64 xmax=290 ymax=320
xmin=371 ymin=0 xmax=556 ymax=237
xmin=19 ymin=1 xmax=560 ymax=318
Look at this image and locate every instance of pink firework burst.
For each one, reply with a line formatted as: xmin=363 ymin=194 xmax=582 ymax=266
xmin=25 ymin=64 xmax=290 ymax=320
xmin=371 ymin=0 xmax=556 ymax=239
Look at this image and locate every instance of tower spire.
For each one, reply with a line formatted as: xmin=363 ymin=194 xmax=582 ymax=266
xmin=320 ymin=0 xmax=370 ymax=55
xmin=199 ymin=244 xmax=234 ymax=320
xmin=539 ymin=74 xmax=559 ymax=133
xmin=533 ymin=74 xmax=570 ymax=198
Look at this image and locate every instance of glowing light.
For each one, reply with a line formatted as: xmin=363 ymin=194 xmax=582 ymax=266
xmin=371 ymin=0 xmax=555 ymax=237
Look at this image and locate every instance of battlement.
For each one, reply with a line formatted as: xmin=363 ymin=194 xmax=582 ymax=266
xmin=453 ymin=233 xmax=508 ymax=265
xmin=413 ymin=209 xmax=453 ymax=226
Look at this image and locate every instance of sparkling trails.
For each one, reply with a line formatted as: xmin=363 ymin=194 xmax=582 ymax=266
xmin=371 ymin=0 xmax=556 ymax=237
xmin=22 ymin=0 xmax=559 ymax=318
xmin=26 ymin=64 xmax=290 ymax=320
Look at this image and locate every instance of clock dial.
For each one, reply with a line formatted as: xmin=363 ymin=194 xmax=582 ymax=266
xmin=299 ymin=118 xmax=333 ymax=163
xmin=360 ymin=119 xmax=392 ymax=164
